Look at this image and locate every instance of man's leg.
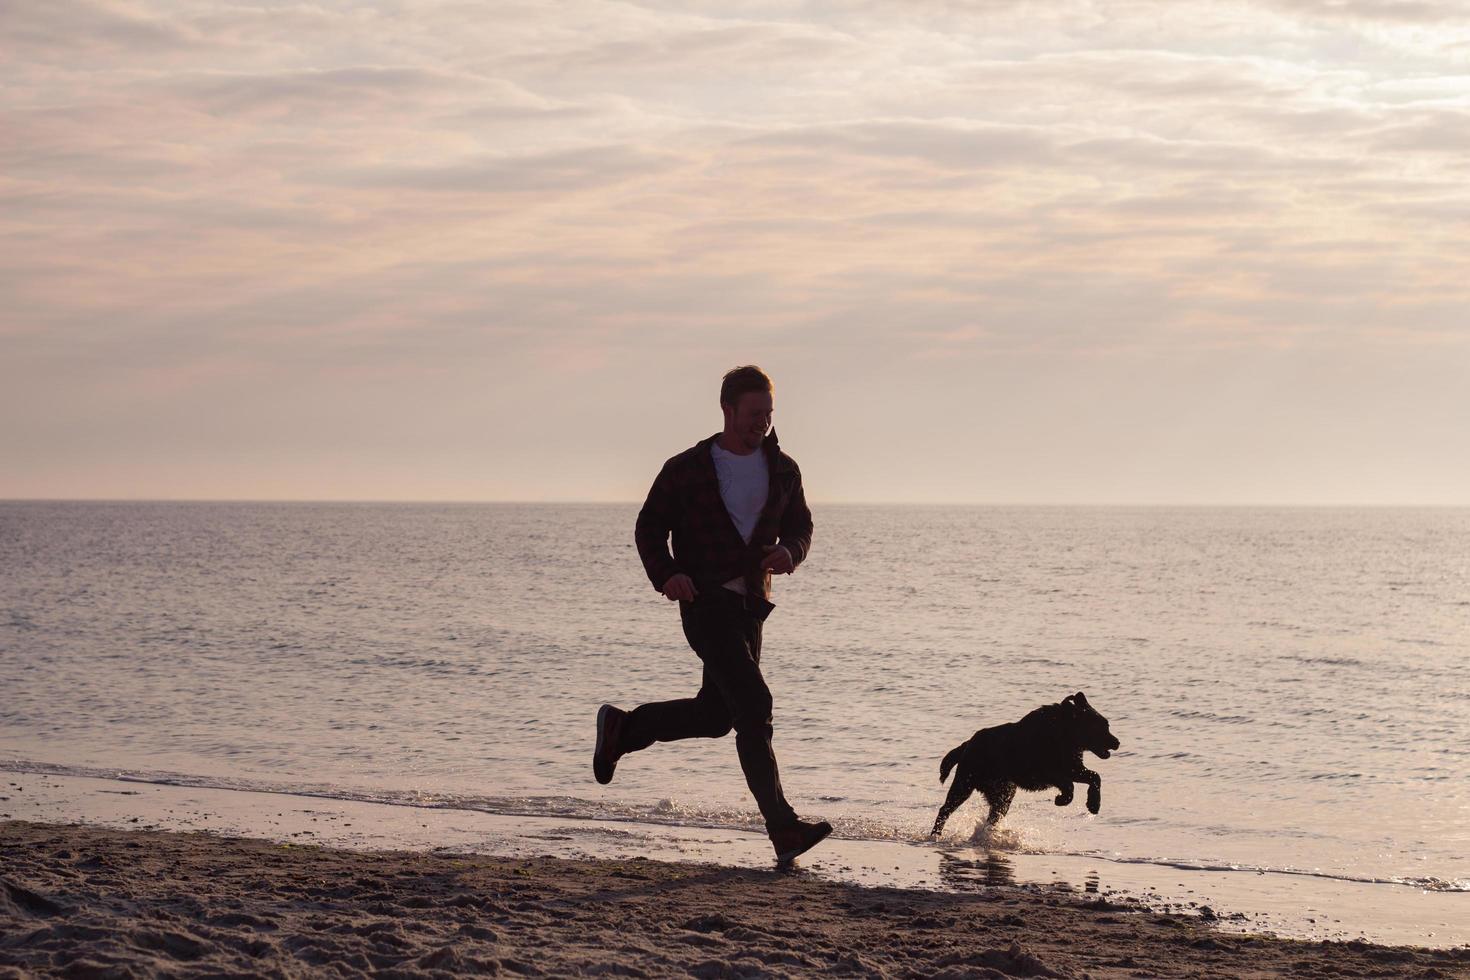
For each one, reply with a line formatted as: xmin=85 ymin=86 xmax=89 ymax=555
xmin=618 ymin=667 xmax=733 ymax=754
xmin=594 ymin=618 xmax=736 ymax=784
xmin=682 ymin=599 xmax=798 ymax=832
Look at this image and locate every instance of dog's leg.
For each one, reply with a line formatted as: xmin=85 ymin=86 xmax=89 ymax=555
xmin=1076 ymin=767 xmax=1102 ymax=814
xmin=982 ymin=783 xmax=1015 ymax=825
xmin=1052 ymin=776 xmax=1075 ymax=808
xmin=931 ymin=776 xmax=974 ymax=837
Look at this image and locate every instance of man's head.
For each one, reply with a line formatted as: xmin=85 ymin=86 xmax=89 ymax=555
xmin=720 ymin=365 xmax=774 ymax=453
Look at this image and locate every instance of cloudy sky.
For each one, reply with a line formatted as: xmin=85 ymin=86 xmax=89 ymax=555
xmin=4 ymin=0 xmax=1468 ymax=504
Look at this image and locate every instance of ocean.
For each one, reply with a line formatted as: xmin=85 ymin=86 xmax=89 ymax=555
xmin=2 ymin=501 xmax=1466 ymax=940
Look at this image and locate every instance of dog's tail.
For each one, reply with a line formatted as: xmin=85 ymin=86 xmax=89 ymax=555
xmin=939 ymin=740 xmax=967 ymax=783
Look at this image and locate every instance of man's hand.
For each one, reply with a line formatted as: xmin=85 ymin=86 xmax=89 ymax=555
xmin=661 ymin=573 xmax=698 ymax=602
xmin=760 ymin=545 xmax=795 ymax=575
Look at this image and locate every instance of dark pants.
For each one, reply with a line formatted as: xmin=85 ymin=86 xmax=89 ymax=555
xmin=620 ymin=589 xmax=798 ymax=832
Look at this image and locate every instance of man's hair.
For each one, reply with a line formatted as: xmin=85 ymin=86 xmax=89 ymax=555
xmin=720 ymin=365 xmax=773 ymax=408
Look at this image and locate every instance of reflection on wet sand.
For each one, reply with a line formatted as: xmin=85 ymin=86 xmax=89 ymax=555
xmin=938 ymin=850 xmax=1105 ymax=898
xmin=938 ymin=850 xmax=1017 ymax=890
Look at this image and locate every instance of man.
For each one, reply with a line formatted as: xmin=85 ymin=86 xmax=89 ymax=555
xmin=592 ymin=365 xmax=832 ymax=864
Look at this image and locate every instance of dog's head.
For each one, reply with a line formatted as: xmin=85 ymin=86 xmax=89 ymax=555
xmin=1062 ymin=692 xmax=1120 ymax=759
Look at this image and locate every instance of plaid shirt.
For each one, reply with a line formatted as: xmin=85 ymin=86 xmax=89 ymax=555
xmin=635 ymin=430 xmax=813 ymax=598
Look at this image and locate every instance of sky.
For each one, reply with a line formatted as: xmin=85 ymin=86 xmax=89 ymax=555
xmin=3 ymin=0 xmax=1468 ymax=505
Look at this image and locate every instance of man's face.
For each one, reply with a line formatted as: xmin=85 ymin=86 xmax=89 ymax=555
xmin=723 ymin=390 xmax=773 ymax=452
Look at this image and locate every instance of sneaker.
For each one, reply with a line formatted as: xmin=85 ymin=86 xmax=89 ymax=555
xmin=769 ymin=818 xmax=832 ymax=865
xmin=593 ymin=704 xmax=627 ymax=785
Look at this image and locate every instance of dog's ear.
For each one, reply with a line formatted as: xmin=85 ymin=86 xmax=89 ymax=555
xmin=1074 ymin=691 xmax=1089 ymax=707
xmin=1062 ymin=694 xmax=1077 ymax=708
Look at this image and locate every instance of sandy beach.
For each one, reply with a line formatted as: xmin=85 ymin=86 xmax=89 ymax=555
xmin=3 ymin=821 xmax=1466 ymax=979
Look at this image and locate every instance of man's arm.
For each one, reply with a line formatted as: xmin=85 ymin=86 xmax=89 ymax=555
xmin=634 ymin=460 xmax=684 ymax=592
xmin=777 ymin=463 xmax=813 ymax=568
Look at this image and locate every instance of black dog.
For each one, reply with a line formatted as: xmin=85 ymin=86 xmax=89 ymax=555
xmin=930 ymin=692 xmax=1120 ymax=837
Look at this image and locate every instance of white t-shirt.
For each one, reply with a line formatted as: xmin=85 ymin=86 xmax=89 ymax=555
xmin=711 ymin=440 xmax=769 ymax=543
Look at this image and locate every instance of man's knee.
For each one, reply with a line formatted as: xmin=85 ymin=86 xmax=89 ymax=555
xmin=697 ymin=701 xmax=735 ymax=739
xmin=730 ymin=688 xmax=774 ymax=736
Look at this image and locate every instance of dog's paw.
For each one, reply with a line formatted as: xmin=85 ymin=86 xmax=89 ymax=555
xmin=1053 ymin=793 xmax=1072 ymax=807
xmin=1086 ymin=793 xmax=1101 ymax=815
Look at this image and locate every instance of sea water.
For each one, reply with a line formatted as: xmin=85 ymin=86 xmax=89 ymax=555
xmin=2 ymin=502 xmax=1466 ymax=934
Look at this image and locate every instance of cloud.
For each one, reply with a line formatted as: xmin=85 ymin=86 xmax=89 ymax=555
xmin=318 ymin=143 xmax=684 ymax=193
xmin=1259 ymin=0 xmax=1470 ymax=22
xmin=1367 ymin=108 xmax=1470 ymax=153
xmin=746 ymin=120 xmax=1059 ymax=169
xmin=498 ymin=21 xmax=863 ymax=73
xmin=158 ymin=66 xmax=490 ymax=115
xmin=3 ymin=0 xmax=202 ymax=57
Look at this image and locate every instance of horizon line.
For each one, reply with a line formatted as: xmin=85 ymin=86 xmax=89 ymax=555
xmin=2 ymin=497 xmax=1467 ymax=509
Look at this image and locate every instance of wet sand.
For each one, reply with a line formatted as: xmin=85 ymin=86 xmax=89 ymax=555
xmin=3 ymin=820 xmax=1467 ymax=979
xmin=8 ymin=769 xmax=1466 ymax=948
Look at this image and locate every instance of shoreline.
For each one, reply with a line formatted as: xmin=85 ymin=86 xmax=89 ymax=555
xmin=5 ymin=820 xmax=1468 ymax=979
xmin=3 ymin=768 xmax=1466 ymax=950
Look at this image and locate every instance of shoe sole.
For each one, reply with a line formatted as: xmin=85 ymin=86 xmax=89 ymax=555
xmin=594 ymin=704 xmax=617 ymax=785
xmin=775 ymin=823 xmax=832 ymax=865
